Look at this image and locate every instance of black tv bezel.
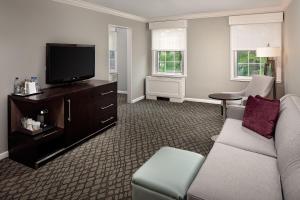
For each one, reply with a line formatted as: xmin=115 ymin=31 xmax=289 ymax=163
xmin=46 ymin=43 xmax=96 ymax=84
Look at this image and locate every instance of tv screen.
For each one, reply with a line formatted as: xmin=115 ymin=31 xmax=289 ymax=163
xmin=46 ymin=43 xmax=95 ymax=84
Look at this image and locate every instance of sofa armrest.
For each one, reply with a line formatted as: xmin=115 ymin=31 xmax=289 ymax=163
xmin=227 ymin=105 xmax=245 ymax=120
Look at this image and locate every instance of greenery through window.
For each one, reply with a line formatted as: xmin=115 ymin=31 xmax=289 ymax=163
xmin=236 ymin=50 xmax=267 ymax=77
xmin=109 ymin=50 xmax=117 ymax=73
xmin=157 ymin=51 xmax=183 ymax=74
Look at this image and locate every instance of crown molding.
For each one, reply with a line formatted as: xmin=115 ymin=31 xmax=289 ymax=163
xmin=51 ymin=0 xmax=293 ymax=23
xmin=149 ymin=0 xmax=293 ymax=22
xmin=149 ymin=6 xmax=285 ymax=22
xmin=51 ymin=0 xmax=147 ymax=22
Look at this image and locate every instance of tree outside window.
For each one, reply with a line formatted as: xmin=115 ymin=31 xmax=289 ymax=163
xmin=236 ymin=50 xmax=267 ymax=77
xmin=157 ymin=51 xmax=183 ymax=74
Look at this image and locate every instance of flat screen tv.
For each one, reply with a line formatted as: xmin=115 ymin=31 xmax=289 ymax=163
xmin=46 ymin=43 xmax=95 ymax=84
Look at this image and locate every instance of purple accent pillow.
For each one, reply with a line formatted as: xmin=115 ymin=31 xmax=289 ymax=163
xmin=242 ymin=96 xmax=280 ymax=139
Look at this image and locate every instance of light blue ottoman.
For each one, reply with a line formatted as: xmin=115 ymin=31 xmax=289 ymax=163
xmin=132 ymin=147 xmax=205 ymax=200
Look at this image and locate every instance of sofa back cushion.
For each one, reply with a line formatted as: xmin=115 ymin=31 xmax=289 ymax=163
xmin=275 ymin=95 xmax=300 ymax=200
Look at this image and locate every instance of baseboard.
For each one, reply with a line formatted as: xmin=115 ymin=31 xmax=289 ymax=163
xmin=132 ymin=96 xmax=220 ymax=104
xmin=0 ymin=151 xmax=8 ymax=160
xmin=184 ymin=97 xmax=221 ymax=105
xmin=131 ymin=96 xmax=145 ymax=103
xmin=117 ymin=90 xmax=127 ymax=94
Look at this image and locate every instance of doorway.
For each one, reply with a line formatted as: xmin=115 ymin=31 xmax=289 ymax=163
xmin=108 ymin=25 xmax=132 ymax=104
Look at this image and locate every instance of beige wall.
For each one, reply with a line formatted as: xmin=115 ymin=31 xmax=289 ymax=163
xmin=186 ymin=17 xmax=247 ymax=99
xmin=0 ymin=0 xmax=150 ymax=154
xmin=284 ymin=0 xmax=300 ymax=96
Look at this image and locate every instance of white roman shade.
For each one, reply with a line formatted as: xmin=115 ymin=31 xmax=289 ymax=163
xmin=150 ymin=20 xmax=187 ymax=51
xmin=152 ymin=29 xmax=186 ymax=51
xmin=230 ymin=23 xmax=282 ymax=51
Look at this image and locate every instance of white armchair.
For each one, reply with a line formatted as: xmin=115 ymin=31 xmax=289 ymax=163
xmin=225 ymin=75 xmax=275 ymax=106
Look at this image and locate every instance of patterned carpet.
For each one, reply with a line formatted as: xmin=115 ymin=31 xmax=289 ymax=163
xmin=0 ymin=95 xmax=223 ymax=200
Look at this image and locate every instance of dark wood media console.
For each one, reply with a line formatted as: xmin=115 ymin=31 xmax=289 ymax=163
xmin=8 ymin=80 xmax=117 ymax=168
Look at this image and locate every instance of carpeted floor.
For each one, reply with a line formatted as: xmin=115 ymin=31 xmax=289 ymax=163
xmin=0 ymin=95 xmax=223 ymax=200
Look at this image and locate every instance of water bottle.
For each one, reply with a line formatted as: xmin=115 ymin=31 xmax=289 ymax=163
xmin=14 ymin=77 xmax=21 ymax=94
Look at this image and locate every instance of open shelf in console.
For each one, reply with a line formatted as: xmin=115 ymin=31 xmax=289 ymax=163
xmin=8 ymin=96 xmax=65 ymax=168
xmin=9 ymin=97 xmax=64 ymax=133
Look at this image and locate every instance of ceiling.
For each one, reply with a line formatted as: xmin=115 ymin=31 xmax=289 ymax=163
xmin=83 ymin=0 xmax=285 ymax=20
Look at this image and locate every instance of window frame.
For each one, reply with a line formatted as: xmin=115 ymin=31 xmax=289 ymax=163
xmin=108 ymin=26 xmax=118 ymax=74
xmin=109 ymin=50 xmax=117 ymax=74
xmin=231 ymin=50 xmax=267 ymax=81
xmin=156 ymin=51 xmax=184 ymax=74
xmin=152 ymin=50 xmax=187 ymax=77
xmin=150 ymin=26 xmax=188 ymax=77
xmin=229 ymin=14 xmax=283 ymax=83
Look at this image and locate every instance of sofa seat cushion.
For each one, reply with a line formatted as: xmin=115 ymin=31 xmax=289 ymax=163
xmin=216 ymin=118 xmax=277 ymax=158
xmin=187 ymin=143 xmax=282 ymax=200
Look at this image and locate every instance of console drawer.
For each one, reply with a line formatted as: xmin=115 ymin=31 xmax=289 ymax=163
xmin=99 ymin=115 xmax=117 ymax=127
xmin=93 ymin=103 xmax=117 ymax=130
xmin=96 ymin=112 xmax=117 ymax=129
xmin=92 ymin=83 xmax=117 ymax=107
xmin=95 ymin=94 xmax=117 ymax=108
xmin=93 ymin=82 xmax=117 ymax=98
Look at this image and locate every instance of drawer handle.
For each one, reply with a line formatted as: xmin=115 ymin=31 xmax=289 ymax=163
xmin=101 ymin=117 xmax=114 ymax=124
xmin=101 ymin=91 xmax=114 ymax=96
xmin=67 ymin=99 xmax=71 ymax=122
xmin=101 ymin=104 xmax=114 ymax=110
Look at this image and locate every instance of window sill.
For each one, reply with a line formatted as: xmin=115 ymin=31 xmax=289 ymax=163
xmin=152 ymin=73 xmax=187 ymax=78
xmin=231 ymin=77 xmax=252 ymax=82
xmin=231 ymin=76 xmax=282 ymax=83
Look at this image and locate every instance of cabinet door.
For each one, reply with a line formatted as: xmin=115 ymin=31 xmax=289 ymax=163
xmin=65 ymin=90 xmax=93 ymax=145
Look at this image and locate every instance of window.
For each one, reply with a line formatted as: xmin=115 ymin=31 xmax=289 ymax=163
xmin=150 ymin=21 xmax=187 ymax=76
xmin=109 ymin=27 xmax=117 ymax=73
xmin=235 ymin=50 xmax=267 ymax=77
xmin=109 ymin=50 xmax=117 ymax=73
xmin=157 ymin=51 xmax=183 ymax=73
xmin=229 ymin=13 xmax=283 ymax=81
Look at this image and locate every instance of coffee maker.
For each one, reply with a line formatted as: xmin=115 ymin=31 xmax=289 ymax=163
xmin=37 ymin=109 xmax=48 ymax=128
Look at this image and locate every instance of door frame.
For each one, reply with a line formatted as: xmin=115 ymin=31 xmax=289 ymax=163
xmin=108 ymin=24 xmax=133 ymax=104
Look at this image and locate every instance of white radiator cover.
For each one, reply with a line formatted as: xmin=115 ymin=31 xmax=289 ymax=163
xmin=146 ymin=76 xmax=185 ymax=103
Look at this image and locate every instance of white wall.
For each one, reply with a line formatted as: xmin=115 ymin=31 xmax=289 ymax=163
xmin=0 ymin=0 xmax=150 ymax=155
xmin=116 ymin=28 xmax=127 ymax=92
